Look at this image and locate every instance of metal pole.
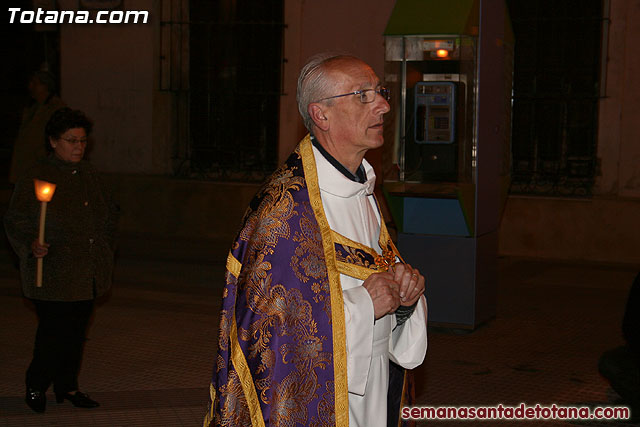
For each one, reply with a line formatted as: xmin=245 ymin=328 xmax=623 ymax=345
xmin=400 ymin=37 xmax=407 ymax=182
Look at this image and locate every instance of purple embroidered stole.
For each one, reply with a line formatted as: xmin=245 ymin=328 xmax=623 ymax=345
xmin=205 ymin=136 xmax=406 ymax=427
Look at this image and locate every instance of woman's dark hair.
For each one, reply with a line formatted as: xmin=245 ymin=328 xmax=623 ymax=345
xmin=44 ymin=107 xmax=93 ymax=152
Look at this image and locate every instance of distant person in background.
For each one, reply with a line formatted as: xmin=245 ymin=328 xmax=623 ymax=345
xmin=9 ymin=71 xmax=65 ymax=183
xmin=599 ymin=272 xmax=640 ymax=419
xmin=4 ymin=108 xmax=119 ymax=413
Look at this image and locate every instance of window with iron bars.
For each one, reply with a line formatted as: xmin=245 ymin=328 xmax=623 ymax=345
xmin=507 ymin=0 xmax=603 ymax=197
xmin=186 ymin=0 xmax=284 ymax=182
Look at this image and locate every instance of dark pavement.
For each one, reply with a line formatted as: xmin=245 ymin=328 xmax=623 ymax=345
xmin=0 ymin=229 xmax=638 ymax=426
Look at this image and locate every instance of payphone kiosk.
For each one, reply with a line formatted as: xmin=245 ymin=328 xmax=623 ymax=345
xmin=382 ymin=0 xmax=513 ymax=329
xmin=409 ymin=81 xmax=458 ymax=180
xmin=414 ymin=82 xmax=456 ymax=144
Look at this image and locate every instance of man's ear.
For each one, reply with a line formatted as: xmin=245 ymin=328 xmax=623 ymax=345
xmin=308 ymin=103 xmax=330 ymax=131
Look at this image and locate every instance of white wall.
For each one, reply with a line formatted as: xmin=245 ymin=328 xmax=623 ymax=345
xmin=279 ymin=0 xmax=396 ymax=162
xmin=499 ymin=0 xmax=640 ymax=264
xmin=59 ymin=0 xmax=157 ymax=174
xmin=596 ymin=0 xmax=640 ymax=198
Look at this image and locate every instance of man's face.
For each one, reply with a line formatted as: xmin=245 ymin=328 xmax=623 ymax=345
xmin=322 ymin=60 xmax=390 ymax=152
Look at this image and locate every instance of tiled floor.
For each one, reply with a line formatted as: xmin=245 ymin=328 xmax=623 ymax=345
xmin=0 ymin=237 xmax=638 ymax=426
xmin=414 ymin=258 xmax=638 ymax=426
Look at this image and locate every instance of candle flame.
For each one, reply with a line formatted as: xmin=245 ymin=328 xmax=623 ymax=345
xmin=33 ymin=179 xmax=56 ymax=202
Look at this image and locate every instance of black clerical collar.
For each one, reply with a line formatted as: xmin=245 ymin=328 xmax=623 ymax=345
xmin=310 ymin=134 xmax=367 ymax=184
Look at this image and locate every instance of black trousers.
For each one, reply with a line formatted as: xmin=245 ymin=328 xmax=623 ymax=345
xmin=26 ymin=299 xmax=95 ymax=394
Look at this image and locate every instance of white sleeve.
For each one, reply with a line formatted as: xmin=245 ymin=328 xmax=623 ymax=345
xmin=342 ymin=284 xmax=375 ymax=396
xmin=389 ymin=295 xmax=428 ymax=369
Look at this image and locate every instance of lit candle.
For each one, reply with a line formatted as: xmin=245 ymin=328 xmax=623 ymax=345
xmin=33 ymin=179 xmax=56 ymax=287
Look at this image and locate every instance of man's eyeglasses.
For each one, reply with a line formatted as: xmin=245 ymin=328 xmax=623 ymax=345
xmin=315 ymin=87 xmax=390 ymax=104
xmin=60 ymin=137 xmax=88 ymax=145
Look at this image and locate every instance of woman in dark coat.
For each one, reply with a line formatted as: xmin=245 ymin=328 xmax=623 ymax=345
xmin=4 ymin=107 xmax=119 ymax=413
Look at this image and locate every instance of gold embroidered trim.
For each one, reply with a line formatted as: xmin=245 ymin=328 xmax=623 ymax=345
xmin=300 ymin=135 xmax=349 ymax=426
xmin=374 ymin=250 xmax=397 ymax=272
xmin=230 ymin=311 xmax=265 ymax=427
xmin=228 ymin=248 xmax=264 ymax=427
xmin=226 ymin=252 xmax=242 ymax=278
xmin=374 ymin=195 xmax=404 ymax=264
xmin=336 ymin=260 xmax=376 ymax=281
xmin=203 ymin=383 xmax=216 ymax=427
xmin=331 ymin=230 xmax=378 ymax=259
xmin=388 ymin=237 xmax=404 ymax=264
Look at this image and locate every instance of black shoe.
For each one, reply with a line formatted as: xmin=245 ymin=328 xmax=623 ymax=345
xmin=25 ymin=387 xmax=46 ymax=413
xmin=55 ymin=391 xmax=99 ymax=408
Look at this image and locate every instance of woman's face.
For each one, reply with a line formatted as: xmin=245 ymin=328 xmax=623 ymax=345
xmin=50 ymin=128 xmax=87 ymax=163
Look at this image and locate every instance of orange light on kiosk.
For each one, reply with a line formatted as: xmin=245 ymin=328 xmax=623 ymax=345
xmin=436 ymin=49 xmax=449 ymax=58
xmin=33 ymin=179 xmax=57 ymax=287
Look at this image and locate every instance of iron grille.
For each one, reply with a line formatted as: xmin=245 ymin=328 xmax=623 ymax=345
xmin=188 ymin=0 xmax=283 ymax=182
xmin=161 ymin=0 xmax=284 ymax=181
xmin=507 ymin=0 xmax=603 ymax=197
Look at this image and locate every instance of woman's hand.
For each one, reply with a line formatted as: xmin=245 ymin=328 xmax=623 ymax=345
xmin=31 ymin=240 xmax=49 ymax=258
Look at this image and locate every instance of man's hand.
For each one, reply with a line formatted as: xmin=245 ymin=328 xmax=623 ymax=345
xmin=31 ymin=240 xmax=49 ymax=258
xmin=362 ymin=271 xmax=401 ymax=320
xmin=391 ymin=263 xmax=425 ymax=306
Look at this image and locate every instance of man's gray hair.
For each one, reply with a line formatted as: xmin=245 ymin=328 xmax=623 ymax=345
xmin=296 ymin=53 xmax=360 ymax=132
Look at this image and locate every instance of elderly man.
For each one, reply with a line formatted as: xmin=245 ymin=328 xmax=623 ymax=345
xmin=205 ymin=54 xmax=427 ymax=427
